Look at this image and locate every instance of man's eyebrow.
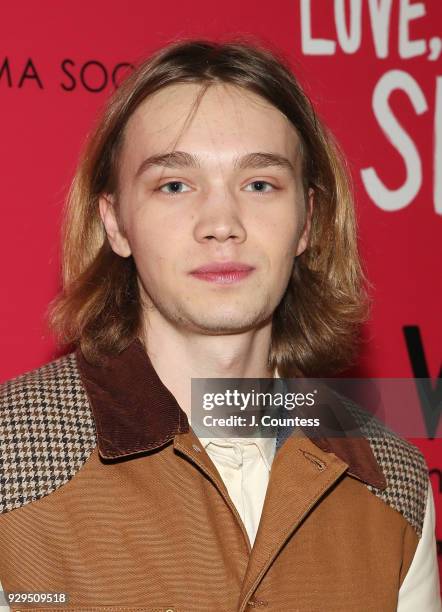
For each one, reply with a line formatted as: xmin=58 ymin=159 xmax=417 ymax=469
xmin=134 ymin=150 xmax=296 ymax=179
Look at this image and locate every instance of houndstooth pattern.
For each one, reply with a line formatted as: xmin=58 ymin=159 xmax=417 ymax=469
xmin=0 ymin=353 xmax=97 ymax=514
xmin=341 ymin=396 xmax=429 ymax=538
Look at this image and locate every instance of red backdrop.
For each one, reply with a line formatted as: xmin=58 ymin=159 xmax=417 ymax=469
xmin=1 ymin=0 xmax=441 ymax=582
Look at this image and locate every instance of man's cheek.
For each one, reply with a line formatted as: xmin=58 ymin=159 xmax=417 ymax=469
xmin=138 ymin=254 xmax=175 ymax=286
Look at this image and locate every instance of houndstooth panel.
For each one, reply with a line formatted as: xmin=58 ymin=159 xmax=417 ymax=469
xmin=0 ymin=353 xmax=97 ymax=514
xmin=341 ymin=396 xmax=429 ymax=538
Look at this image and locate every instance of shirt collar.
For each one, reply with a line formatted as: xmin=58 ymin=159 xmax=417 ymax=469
xmin=75 ymin=337 xmax=386 ymax=490
xmin=199 ymin=435 xmax=277 ymax=472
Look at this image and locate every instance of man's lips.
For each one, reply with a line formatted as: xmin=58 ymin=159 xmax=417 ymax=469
xmin=189 ymin=262 xmax=255 ymax=284
xmin=191 ymin=262 xmax=255 ymax=274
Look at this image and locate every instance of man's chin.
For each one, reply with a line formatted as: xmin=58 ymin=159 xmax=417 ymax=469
xmin=182 ymin=311 xmax=272 ymax=335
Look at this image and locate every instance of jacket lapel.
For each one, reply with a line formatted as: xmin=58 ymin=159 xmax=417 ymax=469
xmin=238 ymin=429 xmax=349 ymax=609
xmin=173 ymin=428 xmax=253 ymax=555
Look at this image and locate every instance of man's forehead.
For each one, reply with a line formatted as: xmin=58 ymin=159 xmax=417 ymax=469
xmin=122 ymin=82 xmax=301 ymax=162
xmin=130 ymin=81 xmax=282 ymax=121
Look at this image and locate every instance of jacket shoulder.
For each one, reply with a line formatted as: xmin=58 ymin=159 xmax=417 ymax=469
xmin=342 ymin=396 xmax=429 ymax=538
xmin=0 ymin=352 xmax=97 ymax=514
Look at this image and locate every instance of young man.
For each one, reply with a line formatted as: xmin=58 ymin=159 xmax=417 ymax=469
xmin=0 ymin=40 xmax=440 ymax=611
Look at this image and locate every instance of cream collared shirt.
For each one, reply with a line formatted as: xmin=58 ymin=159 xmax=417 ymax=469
xmin=199 ymin=435 xmax=276 ymax=547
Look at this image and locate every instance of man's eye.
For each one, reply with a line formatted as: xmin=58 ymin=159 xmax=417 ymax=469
xmin=158 ymin=181 xmax=191 ymax=195
xmin=157 ymin=180 xmax=276 ymax=195
xmin=243 ymin=181 xmax=275 ymax=194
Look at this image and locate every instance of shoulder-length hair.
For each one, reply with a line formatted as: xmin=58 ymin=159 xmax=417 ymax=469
xmin=48 ymin=37 xmax=370 ymax=376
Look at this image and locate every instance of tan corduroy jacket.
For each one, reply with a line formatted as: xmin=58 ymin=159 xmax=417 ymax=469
xmin=0 ymin=338 xmax=433 ymax=611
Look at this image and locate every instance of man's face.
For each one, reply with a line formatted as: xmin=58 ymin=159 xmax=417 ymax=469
xmin=100 ymin=82 xmax=312 ymax=335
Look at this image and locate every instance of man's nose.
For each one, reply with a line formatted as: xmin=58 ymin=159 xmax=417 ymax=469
xmin=193 ymin=190 xmax=247 ymax=243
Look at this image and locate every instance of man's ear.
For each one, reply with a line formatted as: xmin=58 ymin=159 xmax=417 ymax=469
xmin=98 ymin=194 xmax=132 ymax=258
xmin=295 ymin=187 xmax=314 ymax=257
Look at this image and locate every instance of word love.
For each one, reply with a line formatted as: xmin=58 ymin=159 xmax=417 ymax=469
xmin=301 ymin=0 xmax=441 ymax=61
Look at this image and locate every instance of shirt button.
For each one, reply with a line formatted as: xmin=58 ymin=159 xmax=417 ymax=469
xmin=192 ymin=444 xmax=201 ymax=452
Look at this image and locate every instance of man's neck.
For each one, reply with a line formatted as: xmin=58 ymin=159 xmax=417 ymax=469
xmin=140 ymin=313 xmax=274 ymax=419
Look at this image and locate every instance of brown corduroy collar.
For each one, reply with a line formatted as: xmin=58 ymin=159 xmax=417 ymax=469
xmin=75 ymin=337 xmax=387 ymax=490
